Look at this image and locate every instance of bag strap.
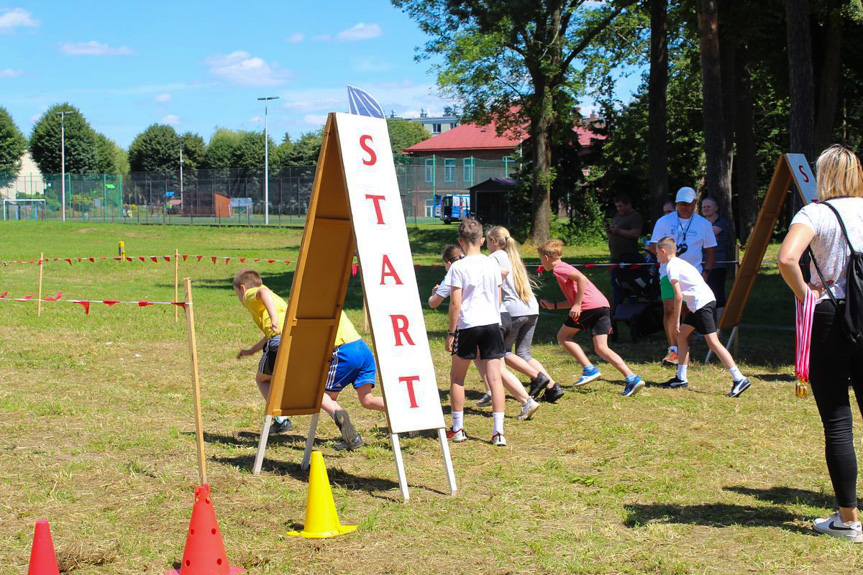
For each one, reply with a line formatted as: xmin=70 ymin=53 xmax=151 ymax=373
xmin=821 ymin=200 xmax=859 ymax=254
xmin=807 ymin=246 xmax=840 ymax=307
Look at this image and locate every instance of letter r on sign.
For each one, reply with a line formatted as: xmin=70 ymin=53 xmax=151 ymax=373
xmin=390 ymin=315 xmax=416 ymax=346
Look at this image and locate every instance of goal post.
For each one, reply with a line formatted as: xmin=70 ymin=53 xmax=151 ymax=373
xmin=2 ymin=198 xmax=47 ymax=221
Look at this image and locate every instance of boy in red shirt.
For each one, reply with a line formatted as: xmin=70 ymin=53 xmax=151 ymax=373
xmin=538 ymin=240 xmax=645 ymax=397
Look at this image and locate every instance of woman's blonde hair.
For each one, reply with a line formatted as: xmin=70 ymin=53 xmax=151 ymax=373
xmin=816 ymin=145 xmax=863 ymax=200
xmin=487 ymin=226 xmax=534 ymax=303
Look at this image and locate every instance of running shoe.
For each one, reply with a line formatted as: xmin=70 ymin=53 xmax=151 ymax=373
xmin=334 ymin=434 xmax=364 ymax=451
xmin=574 ymin=366 xmax=601 ymax=387
xmin=543 ymin=383 xmax=565 ymax=403
xmin=620 ymin=376 xmax=645 ymax=397
xmin=813 ymin=511 xmax=863 ymax=543
xmin=475 ymin=392 xmax=492 ymax=407
xmin=491 ymin=433 xmax=507 ymax=447
xmin=268 ymin=417 xmax=293 ymax=435
xmin=527 ymin=372 xmax=551 ymax=398
xmin=662 ymin=349 xmax=679 ymax=366
xmin=446 ymin=428 xmax=467 ymax=442
xmin=726 ymin=378 xmax=751 ymax=398
xmin=661 ymin=376 xmax=688 ymax=389
xmin=516 ymin=397 xmax=540 ymax=421
xmin=333 ymin=410 xmax=358 ymax=447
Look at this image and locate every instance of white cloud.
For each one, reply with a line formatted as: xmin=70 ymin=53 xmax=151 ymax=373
xmin=0 ymin=68 xmax=23 ymax=78
xmin=302 ymin=114 xmax=328 ymax=126
xmin=161 ymin=114 xmax=180 ymax=126
xmin=154 ymin=93 xmax=171 ymax=103
xmin=59 ymin=41 xmax=136 ymax=56
xmin=0 ymin=8 xmax=39 ymax=33
xmin=249 ymin=115 xmax=263 ymax=125
xmin=335 ymin=23 xmax=382 ymax=42
xmin=286 ymin=33 xmax=304 ymax=44
xmin=204 ymin=51 xmax=289 ymax=87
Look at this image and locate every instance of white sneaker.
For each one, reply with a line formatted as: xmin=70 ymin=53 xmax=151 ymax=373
xmin=475 ymin=392 xmax=492 ymax=407
xmin=516 ymin=397 xmax=540 ymax=421
xmin=491 ymin=432 xmax=507 ymax=447
xmin=446 ymin=428 xmax=467 ymax=442
xmin=813 ymin=511 xmax=863 ymax=543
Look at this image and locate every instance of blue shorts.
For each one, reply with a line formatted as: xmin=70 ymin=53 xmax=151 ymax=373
xmin=325 ymin=339 xmax=377 ymax=393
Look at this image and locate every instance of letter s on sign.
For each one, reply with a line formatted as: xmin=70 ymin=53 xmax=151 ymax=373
xmin=798 ymin=165 xmax=810 ymax=183
xmin=360 ymin=135 xmax=376 ymax=166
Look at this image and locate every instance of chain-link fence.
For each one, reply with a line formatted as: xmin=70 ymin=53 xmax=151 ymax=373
xmin=1 ymin=156 xmax=513 ymax=225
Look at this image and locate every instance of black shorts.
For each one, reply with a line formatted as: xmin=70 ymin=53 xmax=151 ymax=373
xmin=499 ymin=311 xmax=512 ymax=339
xmin=258 ymin=336 xmax=280 ymax=375
xmin=682 ymin=302 xmax=717 ymax=335
xmin=453 ymin=324 xmax=506 ymax=360
xmin=563 ymin=306 xmax=612 ymax=336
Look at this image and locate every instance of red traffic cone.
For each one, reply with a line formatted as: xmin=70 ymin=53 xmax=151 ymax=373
xmin=166 ymin=484 xmax=244 ymax=575
xmin=28 ymin=520 xmax=59 ymax=575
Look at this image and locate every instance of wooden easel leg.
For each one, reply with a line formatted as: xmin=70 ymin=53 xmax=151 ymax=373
xmin=390 ymin=433 xmax=410 ymax=502
xmin=438 ymin=428 xmax=457 ymax=496
xmin=730 ymin=325 xmax=740 ymax=356
xmin=301 ymin=412 xmax=320 ymax=471
xmin=253 ymin=415 xmax=273 ymax=475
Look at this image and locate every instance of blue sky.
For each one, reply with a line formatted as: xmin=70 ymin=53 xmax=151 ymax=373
xmin=1 ymin=1 xmax=639 ymax=149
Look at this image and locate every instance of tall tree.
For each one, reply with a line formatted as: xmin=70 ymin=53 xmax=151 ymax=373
xmin=393 ymin=0 xmax=638 ymax=243
xmin=202 ymin=128 xmax=242 ymax=170
xmin=786 ymin=0 xmax=816 ymax=160
xmin=94 ymin=133 xmax=128 ymax=174
xmin=29 ymin=103 xmax=97 ymax=175
xmin=387 ymin=119 xmax=432 ymax=155
xmin=128 ymin=124 xmax=181 ymax=174
xmin=647 ymin=0 xmax=669 ymax=223
xmin=179 ymin=132 xmax=206 ymax=170
xmin=0 ymin=107 xmax=28 ymax=185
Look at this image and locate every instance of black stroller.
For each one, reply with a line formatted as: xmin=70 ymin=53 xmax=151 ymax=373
xmin=610 ymin=251 xmax=664 ymax=342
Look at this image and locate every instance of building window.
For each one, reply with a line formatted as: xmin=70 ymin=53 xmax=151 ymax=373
xmin=444 ymin=158 xmax=456 ymax=182
xmin=463 ymin=157 xmax=474 ymax=183
xmin=425 ymin=198 xmax=435 ymax=218
xmin=432 ymin=123 xmax=442 ymax=134
xmin=425 ymin=158 xmax=434 ymax=183
xmin=449 ymin=123 xmax=457 ymax=129
xmin=502 ymin=155 xmax=513 ymax=177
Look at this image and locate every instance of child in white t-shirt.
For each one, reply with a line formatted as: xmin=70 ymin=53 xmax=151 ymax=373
xmin=655 ymin=236 xmax=750 ymax=397
xmin=445 ymin=219 xmax=509 ymax=446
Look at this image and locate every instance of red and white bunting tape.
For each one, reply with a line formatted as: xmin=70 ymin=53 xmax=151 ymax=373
xmin=2 ymin=255 xmax=293 ymax=266
xmin=0 ymin=291 xmax=186 ymax=315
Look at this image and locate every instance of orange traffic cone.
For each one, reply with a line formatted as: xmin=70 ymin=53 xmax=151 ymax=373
xmin=166 ymin=484 xmax=245 ymax=575
xmin=27 ymin=520 xmax=59 ymax=575
xmin=288 ymin=451 xmax=357 ymax=538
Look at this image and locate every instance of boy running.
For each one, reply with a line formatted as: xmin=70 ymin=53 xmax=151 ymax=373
xmin=538 ymin=240 xmax=645 ymax=397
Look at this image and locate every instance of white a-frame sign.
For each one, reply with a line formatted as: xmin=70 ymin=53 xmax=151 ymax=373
xmin=253 ymin=112 xmax=455 ymax=501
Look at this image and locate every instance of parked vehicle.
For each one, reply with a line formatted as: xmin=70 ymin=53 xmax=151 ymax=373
xmin=433 ymin=193 xmax=471 ymax=224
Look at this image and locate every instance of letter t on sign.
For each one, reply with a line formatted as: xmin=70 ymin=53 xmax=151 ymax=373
xmin=399 ymin=375 xmax=420 ymax=408
xmin=365 ymin=194 xmax=387 ymax=225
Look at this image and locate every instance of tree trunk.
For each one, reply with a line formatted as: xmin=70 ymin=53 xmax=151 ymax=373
xmin=647 ymin=0 xmax=669 ymax=225
xmin=528 ymin=85 xmax=554 ymax=245
xmin=696 ymin=0 xmax=733 ymax=222
xmin=814 ymin=9 xmax=843 ymax=151
xmin=734 ymin=42 xmax=758 ymax=245
xmin=786 ymin=0 xmax=816 ymax=160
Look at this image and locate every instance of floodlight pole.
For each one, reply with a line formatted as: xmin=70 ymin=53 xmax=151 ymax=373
xmin=56 ymin=110 xmax=76 ymax=222
xmin=258 ymin=96 xmax=279 ymax=225
xmin=179 ymin=137 xmax=184 ymax=203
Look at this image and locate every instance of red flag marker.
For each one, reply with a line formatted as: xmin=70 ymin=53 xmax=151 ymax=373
xmin=172 ymin=302 xmax=187 ymax=309
xmin=45 ymin=292 xmax=63 ymax=301
xmin=267 ymin=259 xmax=274 ymax=263
xmin=65 ymin=258 xmax=72 ymax=265
xmin=164 ymin=256 xmax=171 ymax=262
xmin=103 ymin=300 xmax=119 ymax=306
xmin=536 ymin=265 xmax=544 ymax=274
xmin=151 ymin=256 xmax=158 ymax=262
xmin=351 ymin=263 xmax=358 ymax=277
xmin=225 ymin=258 xmax=230 ymax=265
xmin=182 ymin=254 xmax=189 ymax=261
xmin=211 ymin=256 xmax=217 ymax=264
xmin=89 ymin=257 xmax=95 ymax=262
xmin=239 ymin=257 xmax=246 ymax=263
xmin=253 ymin=258 xmax=260 ymax=262
xmin=138 ymin=301 xmax=154 ymax=307
xmin=196 ymin=255 xmax=203 ymax=262
xmin=0 ymin=292 xmax=6 ymax=298
xmin=139 ymin=256 xmax=146 ymax=262
xmin=75 ymin=301 xmax=90 ymax=315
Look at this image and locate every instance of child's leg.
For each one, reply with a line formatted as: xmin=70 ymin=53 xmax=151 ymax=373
xmin=662 ymin=298 xmax=677 ymax=347
xmin=450 ymin=355 xmax=472 ymax=414
xmin=473 ymin=358 xmax=492 ymax=393
xmin=504 ymin=353 xmax=540 ymax=379
xmin=556 ymin=325 xmax=591 ymax=367
xmin=320 ymin=391 xmax=341 ymax=417
xmin=255 ymin=372 xmax=271 ymax=400
xmin=500 ymin=360 xmax=529 ymax=404
xmin=704 ymin=333 xmax=745 ymax=382
xmin=676 ymin=324 xmax=695 ymax=380
xmin=481 ymin=358 xmax=506 ymax=413
xmin=355 ymin=383 xmax=386 ymax=412
xmin=592 ymin=334 xmax=633 ymax=378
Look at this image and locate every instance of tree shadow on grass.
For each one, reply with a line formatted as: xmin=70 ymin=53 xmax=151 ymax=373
xmin=623 ymin=502 xmax=814 ymax=536
xmin=752 ymin=373 xmax=797 ymax=383
xmin=724 ymin=485 xmax=833 ymax=508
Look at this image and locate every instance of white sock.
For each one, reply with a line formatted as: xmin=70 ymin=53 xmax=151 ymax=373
xmin=669 ymin=345 xmax=678 ymax=353
xmin=492 ymin=412 xmax=504 ymax=435
xmin=452 ymin=410 xmax=464 ymax=432
xmin=730 ymin=366 xmax=744 ymax=381
xmin=677 ymin=364 xmax=688 ymax=381
xmin=274 ymin=416 xmax=289 ymax=424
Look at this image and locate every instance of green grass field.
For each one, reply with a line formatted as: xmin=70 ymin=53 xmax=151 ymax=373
xmin=1 ymin=221 xmax=861 ymax=574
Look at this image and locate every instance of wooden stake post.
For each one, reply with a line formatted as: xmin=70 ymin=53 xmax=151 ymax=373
xmin=174 ymin=249 xmax=180 ymax=323
xmin=183 ymin=278 xmax=207 ymax=485
xmin=717 ymin=153 xmax=817 ymax=350
xmin=252 ymin=113 xmax=454 ymax=501
xmin=37 ymin=252 xmax=44 ymax=317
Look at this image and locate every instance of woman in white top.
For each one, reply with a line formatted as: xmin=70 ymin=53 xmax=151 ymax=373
xmin=778 ymin=144 xmax=863 ymax=543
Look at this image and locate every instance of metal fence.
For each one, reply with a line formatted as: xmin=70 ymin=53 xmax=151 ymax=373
xmin=0 ymin=156 xmax=513 ymax=225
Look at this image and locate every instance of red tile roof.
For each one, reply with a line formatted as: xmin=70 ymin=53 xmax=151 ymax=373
xmin=403 ymin=120 xmax=603 ymax=154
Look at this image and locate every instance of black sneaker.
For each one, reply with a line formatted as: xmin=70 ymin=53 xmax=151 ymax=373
xmin=333 ymin=410 xmax=359 ymax=447
xmin=726 ymin=378 xmax=751 ymax=398
xmin=661 ymin=376 xmax=688 ymax=389
xmin=268 ymin=417 xmax=293 ymax=435
xmin=543 ymin=383 xmax=565 ymax=403
xmin=528 ymin=373 xmax=551 ymax=398
xmin=334 ymin=434 xmax=364 ymax=451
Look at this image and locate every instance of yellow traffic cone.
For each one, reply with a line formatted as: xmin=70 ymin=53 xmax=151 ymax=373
xmin=288 ymin=451 xmax=357 ymax=539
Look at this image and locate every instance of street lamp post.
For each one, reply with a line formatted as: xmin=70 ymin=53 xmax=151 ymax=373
xmin=179 ymin=137 xmax=184 ymax=205
xmin=257 ymin=96 xmax=279 ymax=225
xmin=55 ymin=110 xmax=76 ymax=222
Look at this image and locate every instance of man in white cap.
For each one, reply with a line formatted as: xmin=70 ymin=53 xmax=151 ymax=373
xmin=649 ymin=187 xmax=717 ymax=366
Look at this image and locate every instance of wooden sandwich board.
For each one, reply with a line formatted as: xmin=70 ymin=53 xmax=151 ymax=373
xmin=252 ymin=112 xmax=455 ymax=501
xmin=715 ymin=154 xmax=817 ymax=352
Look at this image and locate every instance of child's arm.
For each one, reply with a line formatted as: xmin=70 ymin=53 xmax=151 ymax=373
xmin=566 ymin=269 xmax=587 ymax=319
xmin=429 ymin=288 xmax=445 ymax=309
xmin=446 ymin=287 xmax=462 ymax=352
xmin=237 ymin=335 xmax=268 ymax=359
xmin=256 ymin=286 xmax=282 ymax=335
xmin=671 ymin=279 xmax=684 ymax=336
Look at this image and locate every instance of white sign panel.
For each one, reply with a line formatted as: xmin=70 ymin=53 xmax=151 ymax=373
xmin=334 ymin=113 xmax=446 ymax=434
xmin=786 ymin=153 xmax=817 ymax=204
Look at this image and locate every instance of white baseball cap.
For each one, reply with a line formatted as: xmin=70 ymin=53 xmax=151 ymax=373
xmin=675 ymin=186 xmax=697 ymax=204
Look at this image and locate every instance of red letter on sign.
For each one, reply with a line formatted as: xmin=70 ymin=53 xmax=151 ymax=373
xmin=380 ymin=255 xmax=404 ymax=285
xmin=390 ymin=315 xmax=416 ymax=346
xmin=798 ymin=165 xmax=810 ymax=183
xmin=399 ymin=375 xmax=420 ymax=408
xmin=360 ymin=135 xmax=377 ymax=165
xmin=365 ymin=194 xmax=386 ymax=225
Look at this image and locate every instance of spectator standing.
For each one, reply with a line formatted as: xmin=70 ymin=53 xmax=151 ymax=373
xmin=701 ymin=197 xmax=729 ymax=323
xmin=605 ymin=194 xmax=644 ymax=311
